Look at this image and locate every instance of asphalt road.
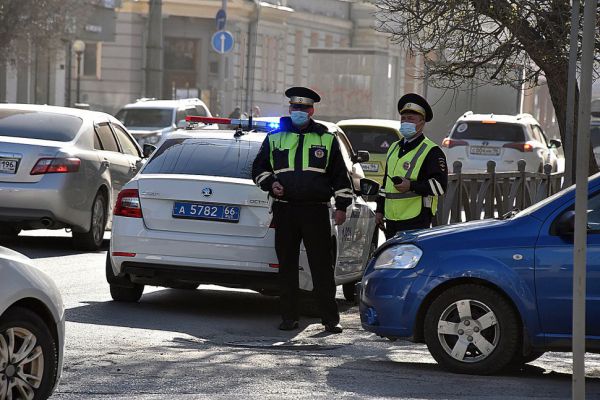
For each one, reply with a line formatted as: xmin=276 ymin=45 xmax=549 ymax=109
xmin=3 ymin=230 xmax=600 ymax=400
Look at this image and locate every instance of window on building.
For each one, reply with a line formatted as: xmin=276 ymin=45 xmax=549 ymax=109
xmin=164 ymin=38 xmax=196 ymax=70
xmin=311 ymin=32 xmax=319 ymax=47
xmin=294 ymin=30 xmax=304 ymax=84
xmin=83 ymin=42 xmax=101 ymax=79
xmin=325 ymin=34 xmax=333 ymax=48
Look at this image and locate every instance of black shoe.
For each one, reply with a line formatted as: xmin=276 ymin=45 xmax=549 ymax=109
xmin=279 ymin=320 xmax=299 ymax=331
xmin=324 ymin=323 xmax=343 ymax=334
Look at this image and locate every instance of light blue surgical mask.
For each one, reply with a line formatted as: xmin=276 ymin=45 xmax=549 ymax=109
xmin=400 ymin=122 xmax=418 ymax=139
xmin=290 ymin=111 xmax=309 ymax=126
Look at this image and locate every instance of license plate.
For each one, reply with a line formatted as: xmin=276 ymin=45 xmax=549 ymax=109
xmin=172 ymin=201 xmax=240 ymax=223
xmin=361 ymin=162 xmax=380 ymax=172
xmin=0 ymin=158 xmax=18 ymax=174
xmin=470 ymin=146 xmax=500 ymax=156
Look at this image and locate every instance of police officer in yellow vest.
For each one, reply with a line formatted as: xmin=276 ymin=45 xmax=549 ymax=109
xmin=375 ymin=93 xmax=448 ymax=239
xmin=252 ymin=87 xmax=352 ymax=333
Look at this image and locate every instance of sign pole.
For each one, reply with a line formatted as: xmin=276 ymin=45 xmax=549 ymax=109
xmin=217 ymin=0 xmax=228 ymax=116
xmin=572 ymin=0 xmax=597 ymax=398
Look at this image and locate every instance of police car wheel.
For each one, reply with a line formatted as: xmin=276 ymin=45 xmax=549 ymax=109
xmin=423 ymin=284 xmax=520 ymax=375
xmin=106 ymin=253 xmax=144 ymax=302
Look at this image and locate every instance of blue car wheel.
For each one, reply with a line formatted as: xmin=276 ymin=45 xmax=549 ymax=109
xmin=423 ymin=284 xmax=520 ymax=375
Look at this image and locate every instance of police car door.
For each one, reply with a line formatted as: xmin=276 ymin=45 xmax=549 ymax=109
xmin=332 ymin=130 xmax=374 ymax=280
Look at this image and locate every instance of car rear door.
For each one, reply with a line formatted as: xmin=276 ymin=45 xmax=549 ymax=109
xmin=94 ymin=122 xmax=131 ymax=202
xmin=110 ymin=122 xmax=143 ymax=179
xmin=534 ymin=186 xmax=600 ymax=342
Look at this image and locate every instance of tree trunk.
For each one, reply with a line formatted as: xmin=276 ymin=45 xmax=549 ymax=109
xmin=545 ymin=67 xmax=599 ymax=181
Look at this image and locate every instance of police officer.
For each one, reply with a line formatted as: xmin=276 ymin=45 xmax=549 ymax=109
xmin=252 ymin=87 xmax=353 ymax=333
xmin=375 ymin=93 xmax=448 ymax=239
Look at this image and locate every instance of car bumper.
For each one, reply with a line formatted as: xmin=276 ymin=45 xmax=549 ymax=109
xmin=359 ymin=266 xmax=429 ymax=339
xmin=0 ymin=174 xmax=92 ymax=230
xmin=446 ymin=155 xmax=543 ymax=173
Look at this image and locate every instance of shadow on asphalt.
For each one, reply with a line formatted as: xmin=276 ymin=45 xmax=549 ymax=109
xmin=65 ymin=287 xmax=356 ymax=341
xmin=0 ymin=235 xmax=109 ymax=258
xmin=326 ymin=359 xmax=600 ymax=399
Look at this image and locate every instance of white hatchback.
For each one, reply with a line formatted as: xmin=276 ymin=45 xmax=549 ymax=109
xmin=107 ymin=124 xmax=379 ymax=303
xmin=442 ymin=112 xmax=562 ymax=173
xmin=0 ymin=246 xmax=65 ymax=399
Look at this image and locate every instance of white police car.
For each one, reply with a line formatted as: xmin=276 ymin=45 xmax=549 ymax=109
xmin=106 ymin=118 xmax=379 ymax=303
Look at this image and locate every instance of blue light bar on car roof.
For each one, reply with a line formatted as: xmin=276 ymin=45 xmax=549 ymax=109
xmin=185 ymin=116 xmax=279 ymax=131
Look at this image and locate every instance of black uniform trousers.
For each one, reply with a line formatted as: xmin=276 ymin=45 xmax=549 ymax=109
xmin=272 ymin=202 xmax=339 ymax=324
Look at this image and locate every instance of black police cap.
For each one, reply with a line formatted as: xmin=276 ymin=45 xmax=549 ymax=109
xmin=285 ymin=86 xmax=321 ymax=106
xmin=397 ymin=93 xmax=433 ymax=122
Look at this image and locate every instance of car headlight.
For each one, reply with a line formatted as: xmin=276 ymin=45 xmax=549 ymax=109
xmin=373 ymin=244 xmax=422 ymax=270
xmin=145 ymin=134 xmax=161 ymax=144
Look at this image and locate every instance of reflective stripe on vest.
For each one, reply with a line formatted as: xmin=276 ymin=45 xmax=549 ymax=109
xmin=384 ymin=137 xmax=438 ymax=221
xmin=268 ymin=131 xmax=334 ymax=174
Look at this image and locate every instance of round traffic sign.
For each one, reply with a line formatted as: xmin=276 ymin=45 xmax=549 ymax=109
xmin=211 ymin=30 xmax=234 ymax=54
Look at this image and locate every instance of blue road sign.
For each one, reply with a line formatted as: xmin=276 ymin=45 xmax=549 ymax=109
xmin=215 ymin=8 xmax=227 ymax=31
xmin=211 ymin=30 xmax=234 ymax=54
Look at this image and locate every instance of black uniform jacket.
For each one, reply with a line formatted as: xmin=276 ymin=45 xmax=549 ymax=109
xmin=376 ymin=133 xmax=448 ymax=224
xmin=251 ymin=117 xmax=353 ymax=211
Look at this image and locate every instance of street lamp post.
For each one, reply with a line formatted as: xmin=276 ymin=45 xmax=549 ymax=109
xmin=72 ymin=40 xmax=86 ymax=105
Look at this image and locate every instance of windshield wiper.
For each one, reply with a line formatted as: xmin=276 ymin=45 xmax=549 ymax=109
xmin=500 ymin=209 xmax=520 ymax=220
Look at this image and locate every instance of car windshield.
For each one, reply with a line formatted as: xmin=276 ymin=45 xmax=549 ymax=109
xmin=0 ymin=109 xmax=82 ymax=141
xmin=341 ymin=125 xmax=399 ymax=154
xmin=115 ymin=108 xmax=173 ymax=128
xmin=142 ymin=137 xmax=261 ymax=179
xmin=451 ymin=121 xmax=526 ymax=142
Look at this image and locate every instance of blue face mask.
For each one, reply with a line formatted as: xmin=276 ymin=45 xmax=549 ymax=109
xmin=290 ymin=111 xmax=309 ymax=126
xmin=400 ymin=122 xmax=418 ymax=139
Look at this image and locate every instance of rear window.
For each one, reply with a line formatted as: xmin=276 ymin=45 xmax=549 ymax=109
xmin=115 ymin=108 xmax=173 ymax=128
xmin=142 ymin=138 xmax=261 ymax=179
xmin=341 ymin=125 xmax=399 ymax=154
xmin=451 ymin=121 xmax=526 ymax=142
xmin=0 ymin=109 xmax=82 ymax=141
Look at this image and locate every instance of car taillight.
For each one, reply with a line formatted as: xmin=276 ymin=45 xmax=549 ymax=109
xmin=503 ymin=142 xmax=533 ymax=152
xmin=442 ymin=138 xmax=468 ymax=148
xmin=114 ymin=189 xmax=143 ymax=218
xmin=30 ymin=158 xmax=81 ymax=175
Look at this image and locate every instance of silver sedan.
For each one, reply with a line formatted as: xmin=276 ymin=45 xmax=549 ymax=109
xmin=0 ymin=104 xmax=144 ymax=250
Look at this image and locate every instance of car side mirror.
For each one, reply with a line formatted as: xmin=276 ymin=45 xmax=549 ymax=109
xmin=176 ymin=120 xmax=187 ymax=129
xmin=360 ymin=178 xmax=380 ymax=200
xmin=143 ymin=143 xmax=156 ymax=158
xmin=549 ymin=139 xmax=562 ymax=148
xmin=555 ymin=210 xmax=575 ymax=236
xmin=354 ymin=150 xmax=370 ymax=163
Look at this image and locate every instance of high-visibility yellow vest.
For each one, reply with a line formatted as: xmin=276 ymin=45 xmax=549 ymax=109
xmin=383 ymin=138 xmax=438 ymax=221
xmin=268 ymin=131 xmax=335 ymax=174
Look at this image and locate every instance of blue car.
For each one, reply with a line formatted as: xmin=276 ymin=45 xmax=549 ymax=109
xmin=360 ymin=172 xmax=600 ymax=375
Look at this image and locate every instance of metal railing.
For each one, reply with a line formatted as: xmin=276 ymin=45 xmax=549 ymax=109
xmin=435 ymin=160 xmax=564 ymax=225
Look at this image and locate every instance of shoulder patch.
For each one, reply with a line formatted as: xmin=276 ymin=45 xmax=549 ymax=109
xmin=438 ymin=157 xmax=447 ymax=172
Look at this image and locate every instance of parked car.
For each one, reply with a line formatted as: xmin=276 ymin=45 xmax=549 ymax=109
xmin=106 ymin=118 xmax=379 ymax=303
xmin=0 ymin=104 xmax=144 ymax=249
xmin=114 ymin=98 xmax=214 ymax=147
xmin=359 ymin=172 xmax=600 ymax=375
xmin=442 ymin=112 xmax=562 ymax=173
xmin=336 ymin=119 xmax=401 ymax=184
xmin=0 ymin=246 xmax=65 ymax=399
